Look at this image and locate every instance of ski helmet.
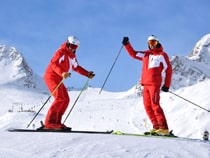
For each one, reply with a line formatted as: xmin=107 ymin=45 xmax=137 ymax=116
xmin=147 ymin=35 xmax=159 ymax=49
xmin=147 ymin=35 xmax=159 ymax=42
xmin=67 ymin=36 xmax=80 ymax=47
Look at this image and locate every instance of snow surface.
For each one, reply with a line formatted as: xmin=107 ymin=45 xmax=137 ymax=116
xmin=0 ymin=83 xmax=210 ymax=158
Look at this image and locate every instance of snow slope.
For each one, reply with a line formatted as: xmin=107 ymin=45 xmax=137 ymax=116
xmin=0 ymin=82 xmax=210 ymax=158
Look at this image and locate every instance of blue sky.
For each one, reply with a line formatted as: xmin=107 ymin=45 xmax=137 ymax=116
xmin=0 ymin=0 xmax=210 ymax=92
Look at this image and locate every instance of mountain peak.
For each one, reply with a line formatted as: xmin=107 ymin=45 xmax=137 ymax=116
xmin=170 ymin=34 xmax=210 ymax=90
xmin=0 ymin=45 xmax=46 ymax=91
xmin=188 ymin=34 xmax=210 ymax=64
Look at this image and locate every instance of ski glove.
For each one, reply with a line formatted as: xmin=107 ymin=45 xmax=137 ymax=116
xmin=62 ymin=72 xmax=71 ymax=79
xmin=161 ymin=86 xmax=169 ymax=92
xmin=87 ymin=71 xmax=95 ymax=79
xmin=122 ymin=37 xmax=129 ymax=45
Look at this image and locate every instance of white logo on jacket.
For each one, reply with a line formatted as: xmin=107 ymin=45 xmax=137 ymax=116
xmin=70 ymin=57 xmax=79 ymax=69
xmin=148 ymin=54 xmax=167 ymax=71
xmin=59 ymin=55 xmax=65 ymax=63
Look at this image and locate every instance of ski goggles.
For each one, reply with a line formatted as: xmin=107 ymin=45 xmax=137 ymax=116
xmin=148 ymin=40 xmax=158 ymax=47
xmin=69 ymin=44 xmax=78 ymax=50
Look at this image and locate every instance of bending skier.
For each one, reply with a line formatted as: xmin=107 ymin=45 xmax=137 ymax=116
xmin=43 ymin=36 xmax=95 ymax=130
xmin=122 ymin=35 xmax=172 ymax=135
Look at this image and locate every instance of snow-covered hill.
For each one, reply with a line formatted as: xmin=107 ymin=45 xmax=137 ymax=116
xmin=0 ymin=34 xmax=210 ymax=157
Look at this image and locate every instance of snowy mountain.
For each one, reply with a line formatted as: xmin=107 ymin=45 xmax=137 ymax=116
xmin=188 ymin=34 xmax=210 ymax=64
xmin=0 ymin=45 xmax=47 ymax=91
xmin=0 ymin=34 xmax=210 ymax=157
xmin=170 ymin=34 xmax=210 ymax=90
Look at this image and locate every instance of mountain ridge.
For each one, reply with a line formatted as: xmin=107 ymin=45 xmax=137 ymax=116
xmin=1 ymin=34 xmax=210 ymax=91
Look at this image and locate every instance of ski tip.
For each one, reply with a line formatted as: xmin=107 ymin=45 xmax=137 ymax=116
xmin=7 ymin=128 xmax=15 ymax=132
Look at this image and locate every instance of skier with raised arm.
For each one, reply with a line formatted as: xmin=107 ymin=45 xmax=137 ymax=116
xmin=122 ymin=35 xmax=172 ymax=135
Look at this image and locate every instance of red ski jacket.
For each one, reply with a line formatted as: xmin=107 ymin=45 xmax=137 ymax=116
xmin=44 ymin=42 xmax=89 ymax=82
xmin=125 ymin=43 xmax=172 ymax=87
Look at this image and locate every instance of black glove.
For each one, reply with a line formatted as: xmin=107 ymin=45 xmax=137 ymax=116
xmin=87 ymin=71 xmax=95 ymax=79
xmin=161 ymin=86 xmax=169 ymax=92
xmin=122 ymin=37 xmax=129 ymax=45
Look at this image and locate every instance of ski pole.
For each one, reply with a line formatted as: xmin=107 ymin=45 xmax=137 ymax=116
xmin=99 ymin=45 xmax=123 ymax=94
xmin=26 ymin=78 xmax=65 ymax=128
xmin=63 ymin=78 xmax=90 ymax=124
xmin=168 ymin=91 xmax=210 ymax=112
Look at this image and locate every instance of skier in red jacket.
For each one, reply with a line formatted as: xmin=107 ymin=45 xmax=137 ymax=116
xmin=122 ymin=35 xmax=172 ymax=135
xmin=43 ymin=36 xmax=95 ymax=130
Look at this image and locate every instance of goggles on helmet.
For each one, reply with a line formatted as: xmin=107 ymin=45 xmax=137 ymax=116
xmin=148 ymin=40 xmax=158 ymax=47
xmin=69 ymin=43 xmax=78 ymax=50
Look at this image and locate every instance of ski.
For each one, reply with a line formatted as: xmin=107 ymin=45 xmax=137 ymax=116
xmin=8 ymin=128 xmax=113 ymax=134
xmin=8 ymin=129 xmax=208 ymax=142
xmin=112 ymin=131 xmax=177 ymax=138
xmin=111 ymin=131 xmax=209 ymax=142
